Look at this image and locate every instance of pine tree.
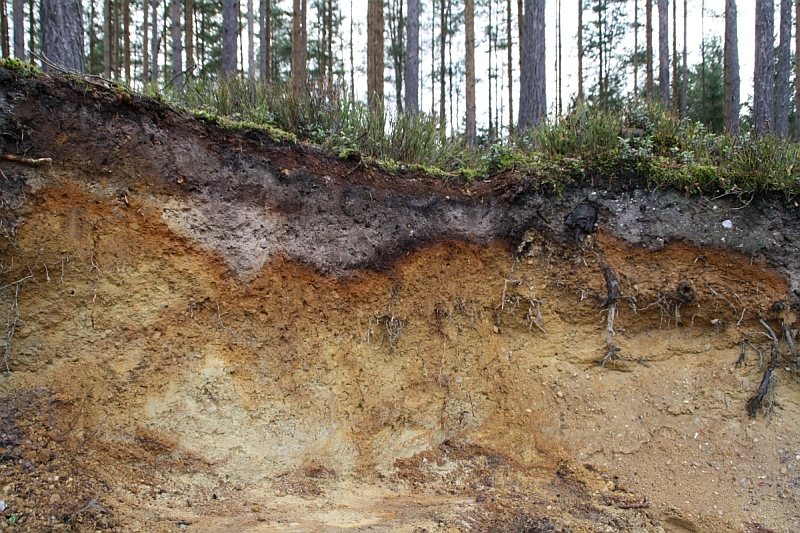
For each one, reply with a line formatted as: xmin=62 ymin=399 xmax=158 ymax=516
xmin=507 ymin=0 xmax=514 ymax=132
xmin=103 ymin=0 xmax=110 ymax=76
xmin=658 ymin=0 xmax=669 ymax=107
xmin=753 ymin=0 xmax=774 ymax=135
xmin=123 ymin=0 xmax=130 ymax=80
xmin=577 ymin=0 xmax=583 ymax=104
xmin=465 ymin=0 xmax=475 ymax=146
xmin=776 ymin=0 xmax=791 ymax=137
xmin=366 ymin=0 xmax=383 ymax=110
xmin=222 ymin=0 xmax=238 ymax=76
xmin=185 ymin=0 xmax=194 ymax=69
xmin=645 ymin=0 xmax=653 ymax=99
xmin=150 ymin=0 xmax=158 ymax=79
xmin=13 ymin=0 xmax=22 ymax=58
xmin=1 ymin=0 xmax=9 ymax=58
xmin=259 ymin=0 xmax=270 ymax=81
xmin=681 ymin=0 xmax=687 ymax=116
xmin=247 ymin=0 xmax=254 ymax=79
xmin=518 ymin=0 xmax=545 ymax=129
xmin=143 ymin=0 xmax=149 ymax=81
xmin=41 ymin=0 xmax=85 ymax=72
xmin=291 ymin=0 xmax=306 ymax=90
xmin=405 ymin=0 xmax=419 ymax=113
xmin=171 ymin=0 xmax=182 ymax=86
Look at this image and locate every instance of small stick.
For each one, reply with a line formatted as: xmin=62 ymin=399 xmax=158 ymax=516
xmin=0 ymin=154 xmax=52 ymax=165
xmin=784 ymin=322 xmax=797 ymax=361
xmin=735 ymin=340 xmax=746 ymax=368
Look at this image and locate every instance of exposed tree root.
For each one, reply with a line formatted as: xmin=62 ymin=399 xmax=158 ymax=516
xmin=746 ymin=318 xmax=781 ymax=418
xmin=599 ymin=262 xmax=623 ymax=367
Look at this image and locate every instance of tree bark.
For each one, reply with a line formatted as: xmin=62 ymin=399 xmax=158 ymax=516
xmin=439 ymin=0 xmax=445 ymax=129
xmin=150 ymin=0 xmax=158 ymax=80
xmin=465 ymin=0 xmax=475 ymax=146
xmin=112 ymin=0 xmax=119 ymax=77
xmin=247 ymin=0 xmax=254 ymax=79
xmin=27 ymin=0 xmax=33 ymax=62
xmin=405 ymin=0 xmax=419 ymax=113
xmin=222 ymin=0 xmax=238 ymax=77
xmin=171 ymin=0 xmax=182 ymax=88
xmin=518 ymin=0 xmax=545 ymax=129
xmin=658 ymin=0 xmax=669 ymax=107
xmin=123 ymin=0 xmax=130 ymax=81
xmin=291 ymin=0 xmax=306 ymax=91
xmin=577 ymin=0 xmax=583 ymax=104
xmin=88 ymin=0 xmax=96 ymax=72
xmin=143 ymin=0 xmax=149 ymax=82
xmin=633 ymin=0 xmax=638 ymax=96
xmin=1 ymin=0 xmax=9 ymax=58
xmin=103 ymin=0 xmax=110 ymax=77
xmin=185 ymin=0 xmax=193 ymax=69
xmin=753 ymin=0 xmax=774 ymax=135
xmin=796 ymin=0 xmax=800 ymax=137
xmin=367 ymin=0 xmax=383 ymax=110
xmin=259 ymin=0 xmax=270 ymax=82
xmin=507 ymin=0 xmax=514 ymax=132
xmin=671 ymin=0 xmax=678 ymax=111
xmin=40 ymin=0 xmax=84 ymax=72
xmin=776 ymin=0 xmax=791 ymax=136
xmin=646 ymin=0 xmax=653 ymax=99
xmin=13 ymin=0 xmax=22 ymax=59
xmin=681 ymin=0 xmax=687 ymax=117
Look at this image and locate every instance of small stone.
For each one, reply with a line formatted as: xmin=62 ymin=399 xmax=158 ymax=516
xmin=722 ymin=220 xmax=733 ymax=229
xmin=251 ymin=505 xmax=261 ymax=512
xmin=50 ymin=493 xmax=61 ymax=503
xmin=492 ymin=326 xmax=500 ymax=334
xmin=151 ymin=331 xmax=161 ymax=341
xmin=257 ymin=516 xmax=267 ymax=522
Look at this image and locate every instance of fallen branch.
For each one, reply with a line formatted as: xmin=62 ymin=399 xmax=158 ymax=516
xmin=784 ymin=322 xmax=797 ymax=363
xmin=746 ymin=318 xmax=781 ymax=417
xmin=0 ymin=154 xmax=52 ymax=166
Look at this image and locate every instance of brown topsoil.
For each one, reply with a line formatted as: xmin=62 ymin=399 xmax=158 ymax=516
xmin=0 ymin=68 xmax=799 ymax=533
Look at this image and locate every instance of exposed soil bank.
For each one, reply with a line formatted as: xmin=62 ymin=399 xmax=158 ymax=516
xmin=0 ymin=69 xmax=799 ymax=532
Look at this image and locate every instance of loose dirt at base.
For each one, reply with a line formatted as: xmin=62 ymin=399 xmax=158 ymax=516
xmin=0 ymin=69 xmax=799 ymax=532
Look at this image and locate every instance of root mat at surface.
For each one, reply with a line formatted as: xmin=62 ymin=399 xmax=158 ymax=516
xmin=0 ymin=68 xmax=800 ymax=532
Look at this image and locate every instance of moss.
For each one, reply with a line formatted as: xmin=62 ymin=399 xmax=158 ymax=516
xmin=0 ymin=58 xmax=40 ymax=77
xmin=191 ymin=110 xmax=297 ymax=143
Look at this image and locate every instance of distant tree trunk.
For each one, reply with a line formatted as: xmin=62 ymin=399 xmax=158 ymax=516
xmin=556 ymin=0 xmax=562 ymax=116
xmin=671 ymin=0 xmax=678 ymax=111
xmin=658 ymin=0 xmax=669 ymax=107
xmin=367 ymin=0 xmax=383 ymax=110
xmin=577 ymin=0 xmax=583 ymax=104
xmin=291 ymin=0 xmax=306 ymax=90
xmin=143 ymin=0 xmax=149 ymax=82
xmin=170 ymin=0 xmax=182 ymax=88
xmin=1 ymin=0 xmax=9 ymax=58
xmin=259 ymin=0 xmax=270 ymax=82
xmin=405 ymin=0 xmax=419 ymax=113
xmin=150 ymin=0 xmax=158 ymax=80
xmin=13 ymin=0 xmax=22 ymax=58
xmin=247 ymin=0 xmax=254 ymax=79
xmin=753 ymin=0 xmax=774 ymax=135
xmin=112 ymin=0 xmax=119 ymax=77
xmin=796 ymin=0 xmax=800 ymax=137
xmin=103 ymin=0 xmax=110 ymax=76
xmin=681 ymin=0 xmax=687 ymax=116
xmin=633 ymin=0 xmax=638 ymax=97
xmin=776 ymin=0 xmax=791 ymax=137
xmin=439 ymin=0 xmax=445 ymax=129
xmin=507 ymin=0 xmax=514 ymax=133
xmin=123 ymin=0 xmax=130 ymax=81
xmin=88 ymin=0 xmax=96 ymax=72
xmin=487 ymin=0 xmax=493 ymax=141
xmin=40 ymin=0 xmax=84 ymax=72
xmin=646 ymin=0 xmax=653 ymax=99
xmin=348 ymin=0 xmax=354 ymax=97
xmin=326 ymin=0 xmax=332 ymax=87
xmin=27 ymin=0 xmax=33 ymax=62
xmin=222 ymin=0 xmax=238 ymax=77
xmin=465 ymin=0 xmax=475 ymax=146
xmin=185 ymin=0 xmax=193 ymax=69
xmin=518 ymin=0 xmax=545 ymax=129
xmin=429 ymin=0 xmax=434 ymax=115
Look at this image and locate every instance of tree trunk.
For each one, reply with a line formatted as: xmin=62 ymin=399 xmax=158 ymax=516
xmin=796 ymin=0 xmax=800 ymax=137
xmin=103 ymin=0 xmax=110 ymax=76
xmin=439 ymin=0 xmax=445 ymax=129
xmin=488 ymin=0 xmax=492 ymax=141
xmin=518 ymin=0 xmax=545 ymax=129
xmin=681 ymin=0 xmax=687 ymax=117
xmin=112 ymin=0 xmax=119 ymax=77
xmin=170 ymin=0 xmax=182 ymax=88
xmin=185 ymin=0 xmax=193 ymax=69
xmin=405 ymin=0 xmax=419 ymax=113
xmin=123 ymin=0 xmax=130 ymax=81
xmin=556 ymin=0 xmax=561 ymax=116
xmin=13 ymin=0 xmax=22 ymax=58
xmin=88 ymin=0 xmax=96 ymax=72
xmin=27 ymin=0 xmax=33 ymax=62
xmin=40 ymin=0 xmax=84 ymax=72
xmin=222 ymin=0 xmax=238 ymax=77
xmin=671 ymin=0 xmax=678 ymax=111
xmin=507 ymin=0 xmax=514 ymax=133
xmin=291 ymin=0 xmax=305 ymax=90
xmin=349 ymin=0 xmax=354 ymax=98
xmin=577 ymin=0 xmax=583 ymax=104
xmin=150 ymin=0 xmax=158 ymax=80
xmin=646 ymin=0 xmax=653 ymax=99
xmin=247 ymin=0 xmax=254 ymax=79
xmin=633 ymin=0 xmax=638 ymax=96
xmin=143 ymin=0 xmax=149 ymax=82
xmin=367 ymin=0 xmax=383 ymax=111
xmin=753 ymin=0 xmax=774 ymax=135
xmin=776 ymin=0 xmax=791 ymax=137
xmin=326 ymin=0 xmax=332 ymax=87
xmin=1 ymin=0 xmax=9 ymax=58
xmin=465 ymin=0 xmax=475 ymax=147
xmin=658 ymin=0 xmax=669 ymax=107
xmin=259 ymin=0 xmax=270 ymax=82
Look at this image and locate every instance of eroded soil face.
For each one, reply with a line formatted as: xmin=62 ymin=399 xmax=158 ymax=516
xmin=0 ymin=70 xmax=799 ymax=533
